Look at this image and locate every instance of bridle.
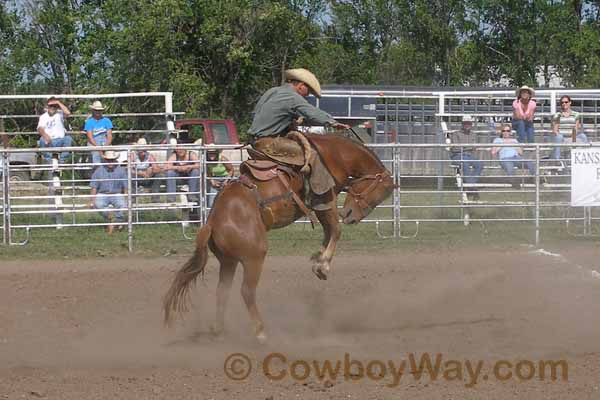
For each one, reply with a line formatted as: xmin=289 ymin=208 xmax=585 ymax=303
xmin=344 ymin=170 xmax=394 ymax=221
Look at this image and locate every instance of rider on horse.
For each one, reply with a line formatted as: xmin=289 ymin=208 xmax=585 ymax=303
xmin=248 ymin=68 xmax=350 ymax=210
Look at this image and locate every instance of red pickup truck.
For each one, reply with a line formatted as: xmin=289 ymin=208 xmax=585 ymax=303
xmin=175 ymin=119 xmax=240 ymax=146
xmin=174 ymin=119 xmax=247 ymax=166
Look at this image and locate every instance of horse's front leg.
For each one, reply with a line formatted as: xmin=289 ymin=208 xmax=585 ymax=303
xmin=312 ymin=207 xmax=341 ymax=280
xmin=311 ymin=217 xmax=330 ymax=262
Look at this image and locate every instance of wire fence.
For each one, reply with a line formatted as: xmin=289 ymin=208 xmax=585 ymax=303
xmin=1 ymin=141 xmax=598 ymax=250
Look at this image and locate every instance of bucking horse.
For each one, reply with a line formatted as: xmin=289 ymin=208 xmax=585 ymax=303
xmin=163 ymin=133 xmax=395 ymax=342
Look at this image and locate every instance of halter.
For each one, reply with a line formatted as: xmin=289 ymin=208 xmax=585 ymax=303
xmin=345 ymin=170 xmax=393 ymax=221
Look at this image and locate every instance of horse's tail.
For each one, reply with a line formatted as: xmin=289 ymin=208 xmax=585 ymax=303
xmin=163 ymin=223 xmax=212 ymax=326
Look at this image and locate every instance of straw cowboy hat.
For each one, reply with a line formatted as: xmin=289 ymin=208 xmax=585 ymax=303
xmin=285 ymin=68 xmax=322 ymax=98
xmin=102 ymin=150 xmax=119 ymax=160
xmin=516 ymin=85 xmax=535 ymax=97
xmin=136 ymin=137 xmax=147 ymax=145
xmin=462 ymin=115 xmax=474 ymax=122
xmin=89 ymin=100 xmax=106 ymax=111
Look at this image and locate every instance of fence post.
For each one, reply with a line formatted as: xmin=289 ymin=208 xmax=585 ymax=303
xmin=200 ymin=147 xmax=207 ymax=224
xmin=2 ymin=150 xmax=9 ymax=245
xmin=393 ymin=145 xmax=400 ymax=238
xmin=535 ymin=145 xmax=540 ymax=246
xmin=126 ymin=149 xmax=133 ymax=252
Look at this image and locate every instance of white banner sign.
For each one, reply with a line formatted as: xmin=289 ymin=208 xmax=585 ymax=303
xmin=571 ymin=148 xmax=600 ymax=206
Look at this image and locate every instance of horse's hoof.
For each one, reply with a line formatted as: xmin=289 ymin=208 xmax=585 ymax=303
xmin=312 ymin=264 xmax=328 ymax=280
xmin=256 ymin=332 xmax=268 ymax=345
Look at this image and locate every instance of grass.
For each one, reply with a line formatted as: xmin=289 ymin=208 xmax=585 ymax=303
xmin=1 ymin=216 xmax=598 ymax=261
xmin=1 ymin=185 xmax=598 ymax=260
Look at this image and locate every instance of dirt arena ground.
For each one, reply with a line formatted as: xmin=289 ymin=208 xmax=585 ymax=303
xmin=1 ymin=244 xmax=600 ymax=399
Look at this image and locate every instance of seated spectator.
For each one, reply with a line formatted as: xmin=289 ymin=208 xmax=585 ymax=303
xmin=206 ymin=145 xmax=234 ymax=208
xmin=492 ymin=125 xmax=535 ymax=179
xmin=130 ymin=138 xmax=160 ymax=202
xmin=89 ymin=150 xmax=127 ymax=234
xmin=512 ymin=86 xmax=536 ymax=143
xmin=551 ymin=95 xmax=587 ymax=160
xmin=37 ymin=97 xmax=73 ymax=163
xmin=84 ymin=101 xmax=113 ymax=168
xmin=447 ymin=115 xmax=483 ymax=198
xmin=164 ymin=141 xmax=201 ymax=205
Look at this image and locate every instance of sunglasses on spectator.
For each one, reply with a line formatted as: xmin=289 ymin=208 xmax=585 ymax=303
xmin=502 ymin=129 xmax=511 ymax=132
xmin=561 ymin=101 xmax=570 ymax=104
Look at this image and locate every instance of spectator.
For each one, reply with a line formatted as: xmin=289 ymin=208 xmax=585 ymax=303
xmin=84 ymin=100 xmax=113 ymax=167
xmin=512 ymin=85 xmax=536 ymax=143
xmin=164 ymin=141 xmax=201 ymax=205
xmin=551 ymin=95 xmax=587 ymax=160
xmin=206 ymin=145 xmax=234 ymax=208
xmin=130 ymin=137 xmax=161 ymax=202
xmin=89 ymin=150 xmax=128 ymax=234
xmin=37 ymin=97 xmax=73 ymax=163
xmin=447 ymin=115 xmax=483 ymax=199
xmin=492 ymin=125 xmax=535 ymax=181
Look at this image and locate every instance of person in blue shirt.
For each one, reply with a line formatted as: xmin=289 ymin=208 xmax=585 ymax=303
xmin=84 ymin=101 xmax=113 ymax=167
xmin=492 ymin=124 xmax=535 ymax=177
xmin=89 ymin=150 xmax=127 ymax=234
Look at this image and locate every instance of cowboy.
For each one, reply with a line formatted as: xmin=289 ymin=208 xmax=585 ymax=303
xmin=249 ymin=68 xmax=349 ymax=140
xmin=248 ymin=68 xmax=350 ymax=209
xmin=89 ymin=150 xmax=128 ymax=234
xmin=84 ymin=100 xmax=113 ymax=167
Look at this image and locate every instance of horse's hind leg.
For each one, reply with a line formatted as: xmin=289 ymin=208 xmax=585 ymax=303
xmin=240 ymin=256 xmax=267 ymax=343
xmin=212 ymin=257 xmax=238 ymax=336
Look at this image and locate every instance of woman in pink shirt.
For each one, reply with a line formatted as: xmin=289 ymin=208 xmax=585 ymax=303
xmin=512 ymin=85 xmax=536 ymax=143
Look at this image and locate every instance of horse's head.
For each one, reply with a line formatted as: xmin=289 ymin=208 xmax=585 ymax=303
xmin=340 ymin=171 xmax=396 ymax=224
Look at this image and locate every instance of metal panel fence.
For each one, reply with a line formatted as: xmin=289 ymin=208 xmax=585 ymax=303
xmin=1 ymin=141 xmax=598 ymax=250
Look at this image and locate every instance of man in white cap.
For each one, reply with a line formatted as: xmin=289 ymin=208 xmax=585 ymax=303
xmin=85 ymin=100 xmax=113 ymax=167
xmin=447 ymin=115 xmax=483 ymax=199
xmin=37 ymin=97 xmax=73 ymax=163
xmin=89 ymin=150 xmax=127 ymax=234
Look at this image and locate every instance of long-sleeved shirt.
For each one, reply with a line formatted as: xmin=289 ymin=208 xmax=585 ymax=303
xmin=248 ymin=84 xmax=336 ymax=137
xmin=448 ymin=130 xmax=478 ymax=154
xmin=90 ymin=165 xmax=127 ymax=193
xmin=512 ymin=99 xmax=536 ymax=121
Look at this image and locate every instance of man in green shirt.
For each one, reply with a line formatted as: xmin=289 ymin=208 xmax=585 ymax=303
xmin=248 ymin=68 xmax=350 ymax=210
xmin=249 ymin=68 xmax=349 ymax=138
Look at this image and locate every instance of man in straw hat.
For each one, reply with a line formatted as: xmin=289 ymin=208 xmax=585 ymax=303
xmin=249 ymin=68 xmax=349 ymax=139
xmin=85 ymin=100 xmax=113 ymax=168
xmin=89 ymin=150 xmax=128 ymax=234
xmin=248 ymin=68 xmax=350 ymax=210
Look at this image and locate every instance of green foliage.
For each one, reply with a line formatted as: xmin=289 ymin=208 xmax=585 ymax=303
xmin=1 ymin=0 xmax=600 ymax=133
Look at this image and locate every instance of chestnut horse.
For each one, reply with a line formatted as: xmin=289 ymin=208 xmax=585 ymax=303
xmin=163 ymin=134 xmax=395 ymax=342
